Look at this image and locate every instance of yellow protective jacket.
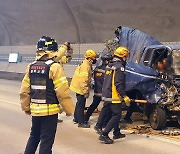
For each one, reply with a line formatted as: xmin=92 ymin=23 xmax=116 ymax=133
xmin=70 ymin=59 xmax=92 ymax=95
xmin=20 ymin=46 xmax=74 ymax=116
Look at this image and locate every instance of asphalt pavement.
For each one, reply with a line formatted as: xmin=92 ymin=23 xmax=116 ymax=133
xmin=0 ymin=79 xmax=180 ymax=154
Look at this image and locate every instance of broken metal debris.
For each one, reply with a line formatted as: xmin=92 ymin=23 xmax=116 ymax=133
xmin=161 ymin=129 xmax=180 ymax=136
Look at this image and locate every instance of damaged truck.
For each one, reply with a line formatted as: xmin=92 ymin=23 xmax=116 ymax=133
xmin=101 ymin=26 xmax=180 ymax=130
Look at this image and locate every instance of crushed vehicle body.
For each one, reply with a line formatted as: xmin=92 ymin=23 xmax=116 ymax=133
xmin=100 ymin=26 xmax=180 ymax=130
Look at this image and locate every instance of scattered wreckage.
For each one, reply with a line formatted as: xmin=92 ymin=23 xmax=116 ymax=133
xmin=99 ymin=26 xmax=180 ymax=130
xmin=127 ymin=125 xmax=180 ymax=138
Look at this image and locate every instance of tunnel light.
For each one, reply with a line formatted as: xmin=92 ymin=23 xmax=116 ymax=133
xmin=8 ymin=53 xmax=19 ymax=63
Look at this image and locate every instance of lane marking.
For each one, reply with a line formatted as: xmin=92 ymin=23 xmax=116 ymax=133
xmin=0 ymin=99 xmax=20 ymax=106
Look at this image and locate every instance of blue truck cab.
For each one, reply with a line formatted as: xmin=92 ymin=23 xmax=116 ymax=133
xmin=102 ymin=26 xmax=180 ymax=129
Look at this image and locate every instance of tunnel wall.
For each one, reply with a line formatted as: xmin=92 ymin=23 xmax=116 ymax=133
xmin=0 ymin=0 xmax=180 ymax=46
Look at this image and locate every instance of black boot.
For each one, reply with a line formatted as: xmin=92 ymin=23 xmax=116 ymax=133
xmin=99 ymin=134 xmax=114 ymax=144
xmin=124 ymin=117 xmax=133 ymax=124
xmin=57 ymin=119 xmax=63 ymax=123
xmin=78 ymin=123 xmax=90 ymax=128
xmin=94 ymin=125 xmax=102 ymax=134
xmin=73 ymin=119 xmax=78 ymax=124
xmin=113 ymin=133 xmax=126 ymax=140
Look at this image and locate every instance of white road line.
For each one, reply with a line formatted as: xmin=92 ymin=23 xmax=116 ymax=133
xmin=0 ymin=99 xmax=20 ymax=106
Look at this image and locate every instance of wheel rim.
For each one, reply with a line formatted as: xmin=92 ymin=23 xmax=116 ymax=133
xmin=151 ymin=109 xmax=158 ymax=128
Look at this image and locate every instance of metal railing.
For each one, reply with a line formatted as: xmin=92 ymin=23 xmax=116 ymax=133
xmin=0 ymin=42 xmax=180 ymax=77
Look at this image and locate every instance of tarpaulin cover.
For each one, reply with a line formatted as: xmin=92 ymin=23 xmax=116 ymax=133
xmin=117 ymin=26 xmax=162 ymax=62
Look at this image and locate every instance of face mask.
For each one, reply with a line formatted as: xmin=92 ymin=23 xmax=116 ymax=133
xmin=92 ymin=59 xmax=97 ymax=64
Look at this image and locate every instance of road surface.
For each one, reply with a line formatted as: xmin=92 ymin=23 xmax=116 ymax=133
xmin=0 ymin=79 xmax=179 ymax=154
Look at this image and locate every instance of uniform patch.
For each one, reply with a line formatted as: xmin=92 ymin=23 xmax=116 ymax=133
xmin=106 ymin=70 xmax=112 ymax=75
xmin=96 ymin=72 xmax=102 ymax=77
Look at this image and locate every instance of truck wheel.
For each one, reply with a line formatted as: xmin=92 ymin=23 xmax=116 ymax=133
xmin=150 ymin=106 xmax=167 ymax=130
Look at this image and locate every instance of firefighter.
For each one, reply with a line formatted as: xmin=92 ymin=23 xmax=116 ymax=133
xmin=157 ymin=58 xmax=167 ymax=73
xmin=84 ymin=52 xmax=113 ymax=124
xmin=70 ymin=49 xmax=97 ymax=128
xmin=57 ymin=42 xmax=73 ymax=123
xmin=20 ymin=36 xmax=74 ymax=154
xmin=99 ymin=46 xmax=131 ymax=144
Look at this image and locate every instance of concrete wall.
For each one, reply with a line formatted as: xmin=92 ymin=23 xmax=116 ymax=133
xmin=0 ymin=0 xmax=180 ymax=46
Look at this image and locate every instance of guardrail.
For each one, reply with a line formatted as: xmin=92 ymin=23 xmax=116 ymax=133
xmin=0 ymin=42 xmax=180 ymax=80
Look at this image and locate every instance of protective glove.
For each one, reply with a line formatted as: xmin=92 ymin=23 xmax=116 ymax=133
xmin=84 ymin=93 xmax=89 ymax=98
xmin=64 ymin=41 xmax=73 ymax=60
xmin=123 ymin=96 xmax=131 ymax=103
xmin=64 ymin=42 xmax=71 ymax=50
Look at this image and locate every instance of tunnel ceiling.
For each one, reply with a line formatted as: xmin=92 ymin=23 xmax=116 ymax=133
xmin=0 ymin=0 xmax=180 ymax=46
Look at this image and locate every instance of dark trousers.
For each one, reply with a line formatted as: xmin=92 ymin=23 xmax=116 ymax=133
xmin=96 ymin=102 xmax=112 ymax=129
xmin=24 ymin=114 xmax=58 ymax=154
xmin=74 ymin=94 xmax=86 ymax=124
xmin=84 ymin=95 xmax=101 ymax=122
xmin=103 ymin=103 xmax=122 ymax=136
xmin=124 ymin=102 xmax=143 ymax=119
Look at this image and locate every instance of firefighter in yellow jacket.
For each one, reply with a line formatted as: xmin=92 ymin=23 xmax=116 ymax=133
xmin=20 ymin=36 xmax=74 ymax=154
xmin=70 ymin=49 xmax=97 ymax=128
xmin=57 ymin=41 xmax=73 ymax=123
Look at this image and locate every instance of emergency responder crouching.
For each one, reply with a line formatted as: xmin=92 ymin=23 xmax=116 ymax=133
xmin=20 ymin=36 xmax=74 ymax=154
xmin=84 ymin=52 xmax=113 ymax=125
xmin=70 ymin=49 xmax=97 ymax=128
xmin=99 ymin=46 xmax=131 ymax=144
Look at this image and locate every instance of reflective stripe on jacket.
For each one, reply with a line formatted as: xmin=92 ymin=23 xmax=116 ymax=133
xmin=30 ymin=104 xmax=60 ymax=115
xmin=70 ymin=59 xmax=92 ymax=95
xmin=102 ymin=58 xmax=126 ymax=104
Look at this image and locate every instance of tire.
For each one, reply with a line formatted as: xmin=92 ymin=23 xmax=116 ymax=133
xmin=150 ymin=106 xmax=167 ymax=130
xmin=177 ymin=115 xmax=180 ymax=125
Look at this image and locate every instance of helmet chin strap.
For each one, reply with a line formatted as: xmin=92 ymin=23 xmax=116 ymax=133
xmin=122 ymin=57 xmax=126 ymax=61
xmin=87 ymin=58 xmax=93 ymax=64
